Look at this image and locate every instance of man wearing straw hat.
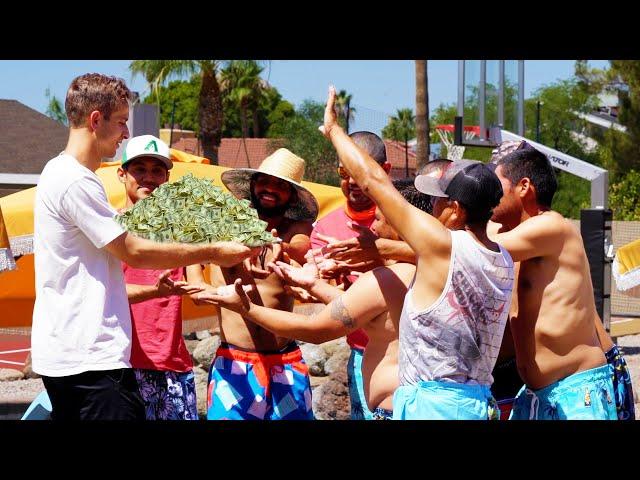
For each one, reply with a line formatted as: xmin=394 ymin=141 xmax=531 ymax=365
xmin=190 ymin=148 xmax=319 ymax=420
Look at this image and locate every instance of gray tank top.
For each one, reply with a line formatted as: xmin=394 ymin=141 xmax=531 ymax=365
xmin=398 ymin=230 xmax=514 ymax=386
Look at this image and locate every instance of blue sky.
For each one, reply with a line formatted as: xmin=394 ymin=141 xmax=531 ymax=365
xmin=0 ymin=60 xmax=609 ymax=130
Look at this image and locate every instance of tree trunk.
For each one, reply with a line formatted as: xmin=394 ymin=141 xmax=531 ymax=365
xmin=239 ymin=100 xmax=250 ymax=140
xmin=405 ymin=136 xmax=409 ymax=178
xmin=415 ymin=60 xmax=430 ymax=170
xmin=199 ymin=69 xmax=223 ymax=165
xmin=252 ymin=106 xmax=260 ymax=138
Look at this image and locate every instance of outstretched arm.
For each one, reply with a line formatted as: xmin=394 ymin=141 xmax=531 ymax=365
xmin=126 ymin=269 xmax=204 ymax=304
xmin=270 ymin=260 xmax=343 ymax=304
xmin=198 ymin=269 xmax=391 ymax=344
xmin=320 ymin=86 xmax=450 ymax=261
xmin=105 ymin=232 xmax=259 ymax=270
xmin=493 ymin=213 xmax=565 ymax=262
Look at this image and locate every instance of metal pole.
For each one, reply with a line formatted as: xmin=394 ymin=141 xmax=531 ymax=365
xmin=498 ymin=60 xmax=505 ymax=128
xmin=518 ymin=60 xmax=525 ymax=136
xmin=169 ymin=99 xmax=176 ymax=147
xmin=536 ymin=100 xmax=541 ymax=142
xmin=479 ymin=60 xmax=486 ymax=141
xmin=457 ymin=61 xmax=465 ymax=118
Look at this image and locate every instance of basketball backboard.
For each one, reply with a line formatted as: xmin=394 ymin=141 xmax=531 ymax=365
xmin=454 ymin=60 xmax=525 ymax=148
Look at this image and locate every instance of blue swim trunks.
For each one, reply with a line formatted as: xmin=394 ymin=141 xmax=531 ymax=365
xmin=134 ymin=369 xmax=198 ymax=420
xmin=605 ymin=344 xmax=636 ymax=421
xmin=207 ymin=342 xmax=313 ymax=420
xmin=509 ymin=364 xmax=618 ymax=420
xmin=348 ymin=347 xmax=374 ymax=420
xmin=393 ymin=381 xmax=499 ymax=420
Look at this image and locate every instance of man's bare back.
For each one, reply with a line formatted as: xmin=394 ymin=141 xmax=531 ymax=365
xmin=357 ymin=262 xmax=415 ymax=411
xmin=498 ymin=211 xmax=606 ymax=389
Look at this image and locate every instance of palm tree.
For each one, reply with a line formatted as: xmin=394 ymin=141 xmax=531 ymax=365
xmin=415 ymin=60 xmax=430 ymax=169
xmin=221 ymin=60 xmax=268 ymax=139
xmin=45 ymin=87 xmax=67 ymax=126
xmin=382 ymin=108 xmax=416 ymax=177
xmin=130 ymin=60 xmax=224 ymax=165
xmin=335 ymin=89 xmax=356 ymax=133
xmin=220 ymin=60 xmax=271 ymax=167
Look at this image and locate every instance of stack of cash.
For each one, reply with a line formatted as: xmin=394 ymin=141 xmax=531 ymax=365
xmin=115 ymin=174 xmax=276 ymax=247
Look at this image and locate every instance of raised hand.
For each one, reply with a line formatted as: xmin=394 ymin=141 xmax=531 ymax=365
xmin=318 ymin=85 xmax=340 ymax=139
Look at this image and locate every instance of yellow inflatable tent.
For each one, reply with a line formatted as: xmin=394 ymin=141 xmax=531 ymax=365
xmin=0 ymin=149 xmax=345 ymax=328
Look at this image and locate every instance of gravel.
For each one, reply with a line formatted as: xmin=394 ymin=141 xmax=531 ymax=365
xmin=0 ymin=378 xmax=44 ymax=404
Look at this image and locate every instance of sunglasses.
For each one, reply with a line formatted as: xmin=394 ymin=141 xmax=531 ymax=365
xmin=337 ymin=166 xmax=350 ymax=179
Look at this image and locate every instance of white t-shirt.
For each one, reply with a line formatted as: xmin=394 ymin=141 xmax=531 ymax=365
xmin=32 ymin=153 xmax=132 ymax=377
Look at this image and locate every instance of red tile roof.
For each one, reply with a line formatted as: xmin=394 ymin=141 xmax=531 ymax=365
xmin=170 ymin=137 xmax=281 ymax=169
xmin=384 ymin=140 xmax=416 ymax=170
xmin=217 ymin=138 xmax=279 ymax=169
xmin=170 ymin=137 xmax=418 ymax=178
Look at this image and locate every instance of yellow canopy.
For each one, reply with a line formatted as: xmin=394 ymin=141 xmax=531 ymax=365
xmin=0 ymin=149 xmax=345 ymax=328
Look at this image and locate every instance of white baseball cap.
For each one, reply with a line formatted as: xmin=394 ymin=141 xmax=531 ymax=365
xmin=121 ymin=135 xmax=173 ymax=170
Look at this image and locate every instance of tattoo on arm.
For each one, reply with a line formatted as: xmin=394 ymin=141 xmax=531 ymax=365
xmin=330 ymin=295 xmax=355 ymax=328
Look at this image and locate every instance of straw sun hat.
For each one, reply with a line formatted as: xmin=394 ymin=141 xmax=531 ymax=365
xmin=221 ymin=148 xmax=319 ymax=222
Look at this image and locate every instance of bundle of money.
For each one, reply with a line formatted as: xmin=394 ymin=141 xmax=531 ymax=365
xmin=115 ymin=174 xmax=276 ymax=247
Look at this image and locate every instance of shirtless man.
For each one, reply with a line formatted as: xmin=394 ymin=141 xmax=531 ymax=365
xmin=490 ymin=145 xmax=619 ymax=419
xmin=204 ymin=181 xmax=431 ymax=420
xmin=309 ymin=86 xmax=514 ymax=420
xmin=190 ymin=148 xmax=319 ymax=420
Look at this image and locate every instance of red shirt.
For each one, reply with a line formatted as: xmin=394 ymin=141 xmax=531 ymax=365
xmin=310 ymin=205 xmax=375 ymax=351
xmin=122 ymin=264 xmax=193 ymax=372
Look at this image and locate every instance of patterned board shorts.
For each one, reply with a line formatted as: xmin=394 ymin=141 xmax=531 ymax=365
xmin=134 ymin=369 xmax=198 ymax=420
xmin=605 ymin=344 xmax=636 ymax=421
xmin=372 ymin=407 xmax=393 ymax=420
xmin=207 ymin=342 xmax=313 ymax=420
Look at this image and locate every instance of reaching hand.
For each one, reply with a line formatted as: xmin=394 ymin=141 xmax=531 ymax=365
xmin=194 ymin=278 xmax=252 ymax=314
xmin=323 ymin=222 xmax=381 ymax=265
xmin=241 ymin=229 xmax=281 ymax=279
xmin=156 ymin=270 xmax=205 ymax=297
xmin=271 ymin=260 xmax=318 ymax=289
xmin=318 ymin=85 xmax=340 ymax=139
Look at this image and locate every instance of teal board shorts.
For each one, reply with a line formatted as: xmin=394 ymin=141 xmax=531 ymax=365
xmin=509 ymin=364 xmax=618 ymax=420
xmin=393 ymin=381 xmax=499 ymax=420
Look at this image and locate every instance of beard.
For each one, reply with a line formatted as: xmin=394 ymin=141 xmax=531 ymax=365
xmin=250 ymin=189 xmax=290 ymax=218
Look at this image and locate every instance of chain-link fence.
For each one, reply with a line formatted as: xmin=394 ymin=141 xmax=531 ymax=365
xmin=347 ymin=104 xmax=393 ymax=137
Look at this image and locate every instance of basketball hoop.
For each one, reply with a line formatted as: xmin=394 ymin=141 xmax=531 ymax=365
xmin=435 ymin=125 xmax=478 ymax=160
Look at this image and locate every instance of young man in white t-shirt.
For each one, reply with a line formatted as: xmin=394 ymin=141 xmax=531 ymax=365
xmin=32 ymin=73 xmax=257 ymax=420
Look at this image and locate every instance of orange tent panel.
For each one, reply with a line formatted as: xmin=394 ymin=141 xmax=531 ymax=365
xmin=0 ymin=149 xmax=345 ymax=328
